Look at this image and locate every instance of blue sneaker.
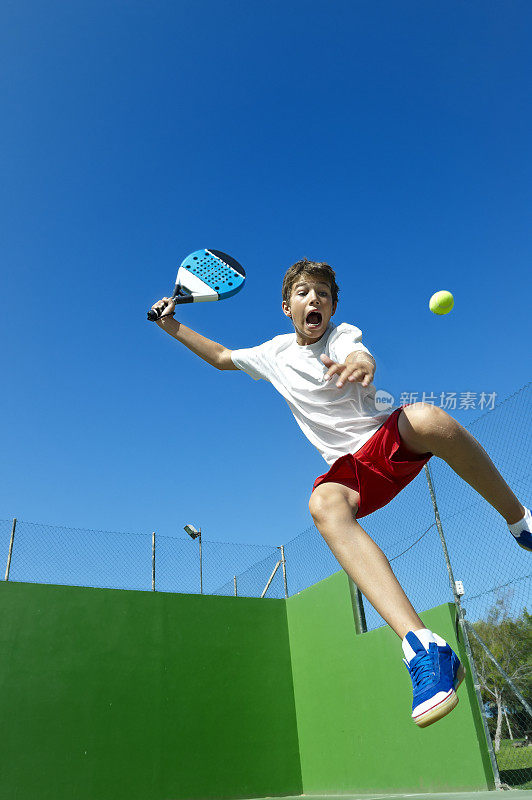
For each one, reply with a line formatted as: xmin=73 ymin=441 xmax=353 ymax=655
xmin=402 ymin=632 xmax=466 ymax=728
xmin=509 ymin=507 xmax=532 ymax=551
xmin=512 ymin=529 xmax=532 ymax=552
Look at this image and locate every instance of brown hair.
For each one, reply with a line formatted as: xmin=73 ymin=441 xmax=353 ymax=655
xmin=282 ymin=258 xmax=339 ymax=306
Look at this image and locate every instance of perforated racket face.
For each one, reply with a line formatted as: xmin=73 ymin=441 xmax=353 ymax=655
xmin=180 ymin=249 xmax=245 ymax=300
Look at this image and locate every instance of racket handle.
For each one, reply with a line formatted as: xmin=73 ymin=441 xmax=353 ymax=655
xmin=147 ymin=295 xmax=177 ymax=321
xmin=147 ymin=308 xmax=177 ymax=321
xmin=147 ymin=290 xmax=195 ymax=320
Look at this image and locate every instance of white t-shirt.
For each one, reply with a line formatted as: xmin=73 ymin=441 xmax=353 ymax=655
xmin=231 ymin=322 xmax=395 ymax=467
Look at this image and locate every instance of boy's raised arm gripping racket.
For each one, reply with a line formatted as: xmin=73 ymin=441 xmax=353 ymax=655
xmin=147 ymin=249 xmax=245 ymax=320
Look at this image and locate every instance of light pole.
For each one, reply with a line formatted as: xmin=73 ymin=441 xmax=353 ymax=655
xmin=184 ymin=523 xmax=202 ymax=594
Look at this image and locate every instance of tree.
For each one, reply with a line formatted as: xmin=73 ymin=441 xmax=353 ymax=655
xmin=469 ymin=593 xmax=531 ymax=752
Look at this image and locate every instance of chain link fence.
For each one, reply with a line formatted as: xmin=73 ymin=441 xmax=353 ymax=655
xmin=2 ymin=383 xmax=530 ymax=787
xmin=426 ymin=384 xmax=532 ymax=790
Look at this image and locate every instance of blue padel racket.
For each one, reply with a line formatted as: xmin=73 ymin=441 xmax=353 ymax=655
xmin=147 ymin=249 xmax=245 ymax=321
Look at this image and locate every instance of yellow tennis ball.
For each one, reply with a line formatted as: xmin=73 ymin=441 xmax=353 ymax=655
xmin=429 ymin=290 xmax=454 ymax=315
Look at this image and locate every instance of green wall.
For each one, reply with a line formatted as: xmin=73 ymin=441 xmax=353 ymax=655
xmin=286 ymin=570 xmax=495 ymax=795
xmin=0 ymin=582 xmax=301 ymax=800
xmin=0 ymin=574 xmax=494 ymax=800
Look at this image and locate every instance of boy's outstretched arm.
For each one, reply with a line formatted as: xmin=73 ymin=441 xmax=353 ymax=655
xmin=321 ymin=351 xmax=376 ymax=388
xmin=151 ymin=297 xmax=238 ymax=371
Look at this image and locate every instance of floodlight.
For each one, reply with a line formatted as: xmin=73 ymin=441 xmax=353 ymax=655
xmin=184 ymin=524 xmax=201 ymax=540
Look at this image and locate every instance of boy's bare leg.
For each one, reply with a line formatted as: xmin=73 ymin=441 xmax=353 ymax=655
xmin=309 ymin=483 xmax=424 ymax=639
xmin=398 ymin=404 xmax=525 ymax=525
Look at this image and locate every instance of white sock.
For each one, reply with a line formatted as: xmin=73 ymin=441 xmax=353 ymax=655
xmin=508 ymin=507 xmax=532 ymax=537
xmin=402 ymin=628 xmax=437 ymax=661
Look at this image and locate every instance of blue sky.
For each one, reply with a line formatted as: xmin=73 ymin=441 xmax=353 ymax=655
xmin=1 ymin=0 xmax=530 ymax=552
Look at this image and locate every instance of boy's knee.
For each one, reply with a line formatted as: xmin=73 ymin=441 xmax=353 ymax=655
xmin=404 ymin=402 xmax=454 ymax=436
xmin=309 ymin=483 xmax=360 ymax=524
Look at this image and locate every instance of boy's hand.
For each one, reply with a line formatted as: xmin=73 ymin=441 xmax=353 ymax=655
xmin=151 ymin=297 xmax=176 ymax=321
xmin=321 ymin=353 xmax=375 ymax=388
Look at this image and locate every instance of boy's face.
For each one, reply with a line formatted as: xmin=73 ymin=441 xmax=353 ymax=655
xmin=282 ymin=273 xmax=337 ymax=345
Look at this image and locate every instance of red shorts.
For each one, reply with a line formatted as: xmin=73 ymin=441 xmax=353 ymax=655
xmin=311 ymin=406 xmax=432 ymax=519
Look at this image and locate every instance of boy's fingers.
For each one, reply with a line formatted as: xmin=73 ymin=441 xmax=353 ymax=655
xmin=151 ymin=296 xmax=176 ymax=321
xmin=347 ymin=368 xmax=365 ymax=382
xmin=152 ymin=297 xmax=169 ymax=310
xmin=320 ymin=354 xmax=335 ymax=366
xmin=324 ymin=361 xmax=375 ymax=388
xmin=357 ymin=371 xmax=374 ymax=387
xmin=343 ymin=367 xmax=372 ymax=386
xmin=324 ymin=360 xmax=341 ymax=379
xmin=337 ymin=365 xmax=357 ymax=387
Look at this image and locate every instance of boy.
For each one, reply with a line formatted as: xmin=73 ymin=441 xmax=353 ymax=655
xmin=151 ymin=257 xmax=531 ymax=728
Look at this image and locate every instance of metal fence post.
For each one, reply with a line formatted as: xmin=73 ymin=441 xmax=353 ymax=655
xmin=5 ymin=518 xmax=16 ymax=582
xmin=152 ymin=531 xmax=156 ymax=591
xmin=348 ymin=577 xmax=367 ymax=634
xmin=279 ymin=545 xmax=288 ymax=598
xmin=424 ymin=464 xmax=501 ymax=789
xmin=261 ymin=557 xmax=282 ymax=598
xmin=199 ymin=532 xmax=203 ymax=595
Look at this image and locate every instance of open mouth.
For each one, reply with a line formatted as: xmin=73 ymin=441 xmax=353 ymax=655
xmin=306 ymin=310 xmax=322 ymax=328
